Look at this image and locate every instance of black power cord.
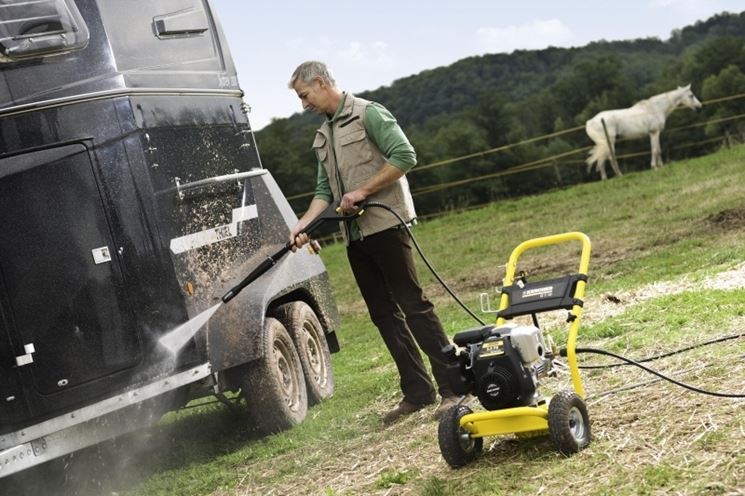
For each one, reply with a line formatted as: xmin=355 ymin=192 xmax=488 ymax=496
xmin=578 ymin=332 xmax=745 ymax=369
xmin=563 ymin=345 xmax=745 ymax=398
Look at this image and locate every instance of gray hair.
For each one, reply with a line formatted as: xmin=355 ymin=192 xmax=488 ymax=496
xmin=288 ymin=61 xmax=336 ymax=88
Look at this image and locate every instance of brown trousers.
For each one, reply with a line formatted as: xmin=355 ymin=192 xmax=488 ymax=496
xmin=347 ymin=227 xmax=452 ymax=405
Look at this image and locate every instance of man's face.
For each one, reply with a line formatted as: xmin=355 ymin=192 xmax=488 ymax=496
xmin=293 ymin=78 xmax=329 ymax=115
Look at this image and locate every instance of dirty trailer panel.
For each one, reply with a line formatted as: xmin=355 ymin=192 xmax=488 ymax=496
xmin=0 ymin=0 xmax=339 ymax=478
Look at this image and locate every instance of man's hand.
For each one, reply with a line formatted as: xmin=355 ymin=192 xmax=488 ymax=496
xmin=289 ymin=198 xmax=330 ymax=252
xmin=340 ymin=189 xmax=367 ymax=213
xmin=289 ymin=221 xmax=310 ymax=252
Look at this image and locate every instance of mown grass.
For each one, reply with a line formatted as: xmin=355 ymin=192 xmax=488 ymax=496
xmin=18 ymin=145 xmax=743 ymax=496
xmin=582 ymin=288 xmax=745 ymax=337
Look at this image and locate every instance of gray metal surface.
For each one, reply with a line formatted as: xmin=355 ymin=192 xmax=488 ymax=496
xmin=0 ymin=363 xmax=212 ymax=453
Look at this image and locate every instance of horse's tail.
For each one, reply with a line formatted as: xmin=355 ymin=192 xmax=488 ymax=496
xmin=586 ymin=142 xmax=611 ymax=172
xmin=585 ymin=120 xmax=611 ymax=173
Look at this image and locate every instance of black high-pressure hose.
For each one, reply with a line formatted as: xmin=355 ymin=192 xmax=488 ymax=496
xmin=363 ymin=202 xmax=486 ymax=326
xmin=578 ymin=332 xmax=745 ymax=370
xmin=560 ymin=334 xmax=745 ymax=398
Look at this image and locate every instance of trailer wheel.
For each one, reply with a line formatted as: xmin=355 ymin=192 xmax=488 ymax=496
xmin=548 ymin=390 xmax=591 ymax=455
xmin=277 ymin=302 xmax=335 ymax=405
xmin=240 ymin=317 xmax=307 ymax=434
xmin=438 ymin=405 xmax=482 ymax=468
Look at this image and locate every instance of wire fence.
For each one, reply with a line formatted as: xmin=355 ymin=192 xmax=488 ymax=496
xmin=287 ymin=91 xmax=745 ymax=215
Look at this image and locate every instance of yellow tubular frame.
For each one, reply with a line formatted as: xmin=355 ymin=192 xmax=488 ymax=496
xmin=459 ymin=232 xmax=592 ymax=438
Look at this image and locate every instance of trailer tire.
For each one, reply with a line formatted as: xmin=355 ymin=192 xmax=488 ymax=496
xmin=277 ymin=301 xmax=335 ymax=405
xmin=548 ymin=390 xmax=591 ymax=455
xmin=240 ymin=317 xmax=307 ymax=434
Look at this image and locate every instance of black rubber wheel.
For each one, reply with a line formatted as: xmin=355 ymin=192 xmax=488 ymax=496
xmin=438 ymin=405 xmax=483 ymax=468
xmin=548 ymin=390 xmax=591 ymax=455
xmin=239 ymin=317 xmax=308 ymax=434
xmin=277 ymin=302 xmax=335 ymax=405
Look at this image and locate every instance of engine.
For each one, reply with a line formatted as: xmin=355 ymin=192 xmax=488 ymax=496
xmin=444 ymin=323 xmax=554 ymax=410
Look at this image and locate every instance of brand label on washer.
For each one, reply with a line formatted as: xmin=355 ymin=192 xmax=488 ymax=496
xmin=479 ymin=339 xmax=505 ymax=358
xmin=521 ymin=286 xmax=554 ymax=299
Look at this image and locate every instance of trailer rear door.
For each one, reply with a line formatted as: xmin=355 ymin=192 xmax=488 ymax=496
xmin=0 ymin=144 xmax=141 ymax=409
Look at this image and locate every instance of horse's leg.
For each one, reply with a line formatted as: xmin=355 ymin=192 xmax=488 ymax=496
xmin=650 ymin=131 xmax=662 ymax=169
xmin=599 ymin=156 xmax=608 ymax=180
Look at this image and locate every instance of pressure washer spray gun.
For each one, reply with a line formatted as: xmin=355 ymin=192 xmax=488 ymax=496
xmin=221 ymin=202 xmax=366 ymax=303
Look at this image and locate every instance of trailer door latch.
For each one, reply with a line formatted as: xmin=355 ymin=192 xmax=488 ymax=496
xmin=31 ymin=437 xmax=48 ymax=456
xmin=15 ymin=343 xmax=35 ymax=367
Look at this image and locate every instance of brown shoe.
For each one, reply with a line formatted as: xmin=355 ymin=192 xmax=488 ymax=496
xmin=382 ymin=400 xmax=432 ymax=426
xmin=433 ymin=395 xmax=465 ymax=421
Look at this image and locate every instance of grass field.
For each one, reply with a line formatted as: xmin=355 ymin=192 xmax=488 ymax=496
xmin=14 ymin=145 xmax=745 ymax=496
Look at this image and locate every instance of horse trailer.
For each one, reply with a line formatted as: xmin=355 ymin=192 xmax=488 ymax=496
xmin=0 ymin=0 xmax=339 ymax=478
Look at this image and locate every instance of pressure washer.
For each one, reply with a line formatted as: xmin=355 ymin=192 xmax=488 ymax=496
xmin=436 ymin=232 xmax=593 ymax=467
xmin=432 ymin=231 xmax=745 ymax=468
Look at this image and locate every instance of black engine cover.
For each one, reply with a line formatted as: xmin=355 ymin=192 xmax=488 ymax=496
xmin=475 ymin=335 xmax=536 ymax=409
xmin=444 ymin=326 xmax=537 ymax=411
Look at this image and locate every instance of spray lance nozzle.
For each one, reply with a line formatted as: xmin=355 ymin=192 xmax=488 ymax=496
xmin=221 ymin=202 xmax=366 ymax=303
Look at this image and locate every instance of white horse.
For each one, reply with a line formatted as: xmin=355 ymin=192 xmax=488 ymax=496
xmin=585 ymin=85 xmax=702 ymax=180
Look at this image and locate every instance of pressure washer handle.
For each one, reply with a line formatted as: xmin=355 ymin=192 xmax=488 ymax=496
xmin=299 ymin=206 xmax=335 ymax=237
xmin=299 ymin=201 xmax=367 ymax=237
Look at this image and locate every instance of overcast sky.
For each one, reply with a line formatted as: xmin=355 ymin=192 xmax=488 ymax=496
xmin=210 ymin=0 xmax=743 ymax=130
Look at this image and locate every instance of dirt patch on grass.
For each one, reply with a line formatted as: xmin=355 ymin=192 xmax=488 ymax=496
xmin=706 ymin=207 xmax=745 ymax=229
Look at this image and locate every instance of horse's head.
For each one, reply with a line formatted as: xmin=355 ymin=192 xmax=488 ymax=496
xmin=678 ymin=84 xmax=702 ymax=111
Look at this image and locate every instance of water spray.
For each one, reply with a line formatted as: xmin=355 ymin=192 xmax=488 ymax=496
xmin=157 ymin=302 xmax=223 ymax=355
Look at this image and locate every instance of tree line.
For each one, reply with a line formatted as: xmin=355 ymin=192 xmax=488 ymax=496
xmin=255 ymin=12 xmax=745 ymax=216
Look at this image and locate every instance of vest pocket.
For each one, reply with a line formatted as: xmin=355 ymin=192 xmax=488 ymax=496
xmin=312 ymin=134 xmax=328 ymax=164
xmin=339 ymin=129 xmax=373 ymax=164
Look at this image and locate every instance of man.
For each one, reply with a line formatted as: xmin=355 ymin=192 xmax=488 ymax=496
xmin=287 ymin=61 xmax=462 ymax=425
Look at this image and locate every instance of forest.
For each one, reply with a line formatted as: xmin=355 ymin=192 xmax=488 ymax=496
xmin=254 ymin=12 xmax=745 ymax=216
